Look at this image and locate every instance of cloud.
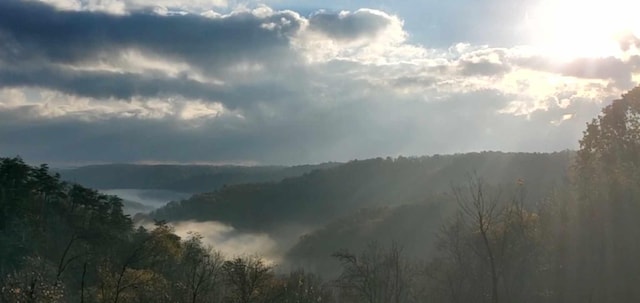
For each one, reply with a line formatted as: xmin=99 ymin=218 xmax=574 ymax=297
xmin=0 ymin=0 xmax=308 ymax=108
xmin=35 ymin=0 xmax=227 ymax=14
xmin=308 ymin=9 xmax=399 ymax=41
xmin=455 ymin=47 xmax=512 ymax=77
xmin=0 ymin=1 xmax=636 ymax=165
xmin=618 ymin=33 xmax=640 ymax=52
xmin=0 ymin=0 xmax=302 ymax=69
xmin=0 ymin=64 xmax=296 ymax=110
xmin=292 ymin=8 xmax=411 ymax=64
xmin=560 ymin=57 xmax=635 ymax=86
xmin=514 ymin=55 xmax=639 ymax=87
xmin=0 ymin=86 xmax=605 ymax=165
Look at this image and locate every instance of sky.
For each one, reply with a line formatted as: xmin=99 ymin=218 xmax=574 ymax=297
xmin=1 ymin=0 xmax=640 ymax=166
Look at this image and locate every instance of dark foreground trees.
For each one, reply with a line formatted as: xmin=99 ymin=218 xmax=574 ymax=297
xmin=0 ymin=157 xmax=336 ymax=303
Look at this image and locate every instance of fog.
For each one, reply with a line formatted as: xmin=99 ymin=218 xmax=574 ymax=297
xmin=100 ymin=188 xmax=190 ymax=214
xmin=108 ymin=189 xmax=312 ymax=263
xmin=169 ymin=221 xmax=281 ymax=263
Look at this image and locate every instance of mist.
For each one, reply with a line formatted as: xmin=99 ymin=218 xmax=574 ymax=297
xmin=170 ymin=220 xmax=280 ymax=262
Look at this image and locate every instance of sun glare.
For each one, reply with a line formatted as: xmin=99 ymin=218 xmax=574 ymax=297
xmin=531 ymin=0 xmax=640 ymax=60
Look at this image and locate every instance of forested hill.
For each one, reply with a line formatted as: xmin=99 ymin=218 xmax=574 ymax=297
xmin=286 ymin=202 xmax=451 ymax=277
xmin=150 ymin=151 xmax=573 ymax=232
xmin=57 ymin=162 xmax=340 ymax=193
xmin=0 ymin=157 xmax=339 ymax=302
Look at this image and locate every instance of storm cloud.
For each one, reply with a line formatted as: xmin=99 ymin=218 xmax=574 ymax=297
xmin=0 ymin=0 xmax=300 ymax=67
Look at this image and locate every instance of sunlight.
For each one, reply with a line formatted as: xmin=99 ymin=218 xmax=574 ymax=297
xmin=531 ymin=0 xmax=640 ymax=59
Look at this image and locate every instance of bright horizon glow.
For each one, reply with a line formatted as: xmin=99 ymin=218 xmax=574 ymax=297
xmin=530 ymin=0 xmax=640 ymax=60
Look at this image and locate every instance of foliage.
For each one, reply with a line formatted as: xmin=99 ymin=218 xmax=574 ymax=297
xmin=0 ymin=256 xmax=64 ymax=303
xmin=563 ymin=86 xmax=640 ymax=302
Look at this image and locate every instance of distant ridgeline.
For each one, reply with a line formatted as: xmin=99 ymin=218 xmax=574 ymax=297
xmin=149 ymin=151 xmax=573 ymax=232
xmin=57 ymin=162 xmax=341 ymax=193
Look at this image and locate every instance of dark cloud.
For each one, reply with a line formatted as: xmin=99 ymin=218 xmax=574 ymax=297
xmin=308 ymin=9 xmax=394 ymax=41
xmin=0 ymin=0 xmax=301 ymax=69
xmin=0 ymin=64 xmax=295 ymax=109
xmin=0 ymin=0 xmax=313 ymax=108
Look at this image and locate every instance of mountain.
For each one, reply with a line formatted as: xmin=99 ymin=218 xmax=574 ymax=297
xmin=150 ymin=151 xmax=573 ymax=233
xmin=57 ymin=162 xmax=340 ymax=193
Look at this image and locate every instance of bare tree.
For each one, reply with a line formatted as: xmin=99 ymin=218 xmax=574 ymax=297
xmin=425 ymin=213 xmax=477 ymax=303
xmin=181 ymin=234 xmax=224 ymax=303
xmin=333 ymin=241 xmax=411 ymax=303
xmin=454 ymin=178 xmax=502 ymax=303
xmin=443 ymin=177 xmax=543 ymax=303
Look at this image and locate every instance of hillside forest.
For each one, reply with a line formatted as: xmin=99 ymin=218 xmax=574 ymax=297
xmin=3 ymin=87 xmax=640 ymax=302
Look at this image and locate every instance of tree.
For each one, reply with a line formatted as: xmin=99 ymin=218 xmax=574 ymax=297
xmin=276 ymin=269 xmax=335 ymax=303
xmin=454 ymin=179 xmax=502 ymax=303
xmin=179 ymin=234 xmax=224 ymax=303
xmin=425 ymin=214 xmax=478 ymax=303
xmin=222 ymin=255 xmax=273 ymax=303
xmin=434 ymin=178 xmax=542 ymax=303
xmin=94 ymin=222 xmax=180 ymax=303
xmin=571 ymin=86 xmax=640 ymax=302
xmin=333 ymin=241 xmax=411 ymax=303
xmin=0 ymin=256 xmax=65 ymax=303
